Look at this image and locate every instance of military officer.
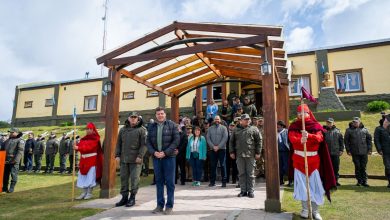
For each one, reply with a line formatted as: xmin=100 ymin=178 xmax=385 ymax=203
xmin=229 ymin=114 xmax=262 ymax=198
xmin=44 ymin=132 xmax=59 ymax=174
xmin=2 ymin=128 xmax=25 ymax=193
xmin=33 ymin=135 xmax=45 ymax=173
xmin=115 ymin=112 xmax=147 ymax=207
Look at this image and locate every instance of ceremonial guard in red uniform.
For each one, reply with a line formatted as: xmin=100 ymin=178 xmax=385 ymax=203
xmin=288 ymin=104 xmax=336 ymax=220
xmin=74 ymin=123 xmax=103 ymax=200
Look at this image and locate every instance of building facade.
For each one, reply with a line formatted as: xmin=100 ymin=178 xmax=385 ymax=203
xmin=12 ymin=38 xmax=390 ymax=127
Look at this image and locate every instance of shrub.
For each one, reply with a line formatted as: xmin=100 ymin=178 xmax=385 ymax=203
xmin=0 ymin=121 xmax=11 ymax=128
xmin=60 ymin=121 xmax=74 ymax=127
xmin=366 ymin=101 xmax=390 ymax=112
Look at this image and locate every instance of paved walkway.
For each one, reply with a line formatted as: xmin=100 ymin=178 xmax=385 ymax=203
xmin=76 ymin=182 xmax=292 ymax=220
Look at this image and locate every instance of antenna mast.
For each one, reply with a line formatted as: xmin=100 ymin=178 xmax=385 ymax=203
xmin=101 ymin=0 xmax=109 ymax=76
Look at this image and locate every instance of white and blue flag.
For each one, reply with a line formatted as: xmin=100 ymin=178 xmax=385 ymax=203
xmin=72 ymin=106 xmax=77 ymax=125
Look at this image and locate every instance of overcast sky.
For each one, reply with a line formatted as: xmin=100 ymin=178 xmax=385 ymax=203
xmin=1 ymin=0 xmax=389 ymax=121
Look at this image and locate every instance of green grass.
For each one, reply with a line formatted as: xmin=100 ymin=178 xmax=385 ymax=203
xmin=282 ymin=112 xmax=390 ymax=220
xmin=0 ymin=173 xmax=153 ymax=220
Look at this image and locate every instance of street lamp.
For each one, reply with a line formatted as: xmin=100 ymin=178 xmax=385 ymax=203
xmin=261 ymin=48 xmax=272 ymax=75
xmin=102 ymin=81 xmax=112 ymax=96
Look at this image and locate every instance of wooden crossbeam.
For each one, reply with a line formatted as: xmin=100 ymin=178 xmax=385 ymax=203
xmin=118 ymin=69 xmax=172 ymax=96
xmin=276 ymin=66 xmax=287 ymax=74
xmin=214 ymin=47 xmax=262 ymax=56
xmin=269 ymin=39 xmax=284 ymax=49
xmin=215 ymin=65 xmax=260 ymax=75
xmin=210 ymin=59 xmax=260 ymax=71
xmin=142 ymin=55 xmax=199 ymax=80
xmin=97 ymin=23 xmax=176 ymax=64
xmin=160 ymin=68 xmax=211 ymax=89
xmin=169 ymin=73 xmax=217 ymax=94
xmin=274 ymin=58 xmax=287 ymax=67
xmin=205 ymin=52 xmax=262 ymax=63
xmin=150 ymin=62 xmax=207 ymax=85
xmin=130 ymin=57 xmax=173 ymax=74
xmin=175 ymin=22 xmax=282 ymax=36
xmin=220 ymin=70 xmax=262 ymax=80
xmin=186 ymin=33 xmax=238 ymax=39
xmin=105 ymin=35 xmax=266 ymax=66
xmin=273 ymin=48 xmax=285 ymax=58
xmin=175 ymin=29 xmax=222 ymax=78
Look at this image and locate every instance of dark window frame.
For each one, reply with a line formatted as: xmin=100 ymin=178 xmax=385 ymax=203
xmin=122 ymin=91 xmax=135 ymax=100
xmin=333 ymin=68 xmax=364 ymax=94
xmin=289 ymin=74 xmax=312 ymax=97
xmin=24 ymin=101 xmax=33 ymax=108
xmin=83 ymin=95 xmax=98 ymax=112
xmin=146 ymin=89 xmax=159 ymax=98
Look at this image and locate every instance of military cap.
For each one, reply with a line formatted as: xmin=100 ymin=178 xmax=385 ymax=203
xmin=8 ymin=127 xmax=20 ymax=133
xmin=353 ymin=117 xmax=360 ymax=122
xmin=128 ymin=111 xmax=139 ymax=117
xmin=241 ymin=114 xmax=250 ymax=120
xmin=326 ymin=118 xmax=335 ymax=123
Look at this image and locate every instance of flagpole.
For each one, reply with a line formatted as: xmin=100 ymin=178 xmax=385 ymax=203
xmin=301 ymin=97 xmax=313 ymax=220
xmin=71 ymin=109 xmax=77 ymax=202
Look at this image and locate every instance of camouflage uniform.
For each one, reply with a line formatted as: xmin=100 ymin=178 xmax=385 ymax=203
xmin=255 ymin=125 xmax=265 ymax=178
xmin=45 ymin=135 xmax=59 ymax=173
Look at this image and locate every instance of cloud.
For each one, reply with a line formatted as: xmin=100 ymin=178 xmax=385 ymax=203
xmin=180 ymin=0 xmax=257 ymax=20
xmin=285 ymin=26 xmax=315 ymax=51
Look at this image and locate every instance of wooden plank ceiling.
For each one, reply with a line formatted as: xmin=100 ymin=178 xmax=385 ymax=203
xmin=97 ymin=21 xmax=288 ymax=97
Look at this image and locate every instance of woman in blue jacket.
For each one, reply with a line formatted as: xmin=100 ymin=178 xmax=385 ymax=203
xmin=186 ymin=126 xmax=207 ymax=186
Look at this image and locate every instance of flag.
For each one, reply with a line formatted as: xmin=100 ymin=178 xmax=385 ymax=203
xmin=72 ymin=107 xmax=77 ymax=125
xmin=321 ymin=61 xmax=326 ymax=74
xmin=301 ymin=86 xmax=318 ymax=103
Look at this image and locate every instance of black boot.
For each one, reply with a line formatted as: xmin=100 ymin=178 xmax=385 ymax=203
xmin=126 ymin=193 xmax=136 ymax=207
xmin=115 ymin=194 xmax=128 ymax=207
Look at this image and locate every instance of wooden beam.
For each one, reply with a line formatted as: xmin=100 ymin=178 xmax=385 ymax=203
xmin=276 ymin=66 xmax=287 ymax=74
xmin=214 ymin=47 xmax=262 ymax=56
xmin=142 ymin=55 xmax=199 ymax=80
xmin=171 ymin=96 xmax=179 ymax=123
xmin=210 ymin=59 xmax=260 ymax=71
xmin=186 ymin=33 xmax=238 ymax=39
xmin=175 ymin=29 xmax=222 ymax=78
xmin=273 ymin=48 xmax=285 ymax=58
xmin=118 ymin=69 xmax=172 ymax=96
xmin=131 ymin=57 xmax=175 ymax=74
xmin=105 ymin=35 xmax=266 ymax=66
xmin=274 ymin=58 xmax=287 ymax=67
xmin=219 ymin=69 xmax=262 ymax=81
xmin=160 ymin=68 xmax=211 ymax=89
xmin=263 ymin=46 xmax=281 ymax=212
xmin=207 ymin=85 xmax=213 ymax=104
xmin=97 ymin=23 xmax=176 ymax=64
xmin=215 ymin=65 xmax=260 ymax=75
xmin=276 ymin=85 xmax=289 ymax=127
xmin=205 ymin=52 xmax=262 ymax=63
xmin=222 ymin=82 xmax=227 ymax=101
xmin=169 ymin=73 xmax=217 ymax=94
xmin=175 ymin=21 xmax=282 ymax=36
xmin=100 ymin=69 xmax=120 ymax=198
xmin=269 ymin=39 xmax=284 ymax=49
xmin=150 ymin=62 xmax=207 ymax=85
xmin=196 ymin=88 xmax=203 ymax=116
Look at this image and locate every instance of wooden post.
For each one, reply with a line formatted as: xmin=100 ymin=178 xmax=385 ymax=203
xmin=171 ymin=96 xmax=179 ymax=123
xmin=221 ymin=82 xmax=227 ymax=101
xmin=276 ymin=85 xmax=290 ymax=126
xmin=262 ymin=46 xmax=281 ymax=212
xmin=100 ymin=68 xmax=121 ymax=198
xmin=196 ymin=88 xmax=203 ymax=116
xmin=207 ymin=84 xmax=213 ymax=104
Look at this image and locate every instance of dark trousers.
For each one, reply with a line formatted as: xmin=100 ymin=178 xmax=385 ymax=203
xmin=153 ymin=157 xmax=176 ymax=208
xmin=23 ymin=153 xmax=33 ymax=171
xmin=34 ymin=154 xmax=43 ymax=171
xmin=45 ymin=154 xmax=56 ymax=172
xmin=352 ymin=154 xmax=368 ymax=183
xmin=209 ymin=149 xmax=227 ymax=184
xmin=279 ymin=151 xmax=289 ymax=183
xmin=59 ymin=154 xmax=67 ymax=172
xmin=68 ymin=154 xmax=79 ymax=172
xmin=142 ymin=152 xmax=150 ymax=176
xmin=189 ymin=153 xmax=204 ymax=182
xmin=203 ymin=153 xmax=210 ymax=182
xmin=226 ymin=150 xmax=238 ymax=183
xmin=330 ymin=154 xmax=340 ymax=182
xmin=3 ymin=164 xmax=19 ymax=190
xmin=382 ymin=154 xmax=390 ymax=181
xmin=175 ymin=155 xmax=186 ymax=184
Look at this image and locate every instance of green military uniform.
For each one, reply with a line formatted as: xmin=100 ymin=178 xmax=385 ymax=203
xmin=2 ymin=128 xmax=25 ymax=193
xmin=67 ymin=136 xmax=79 ymax=174
xmin=255 ymin=124 xmax=265 ymax=178
xmin=229 ymin=115 xmax=262 ymax=196
xmin=33 ymin=136 xmax=45 ymax=172
xmin=115 ymin=112 xmax=147 ymax=207
xmin=45 ymin=134 xmax=59 ymax=173
xmin=59 ymin=135 xmax=70 ymax=173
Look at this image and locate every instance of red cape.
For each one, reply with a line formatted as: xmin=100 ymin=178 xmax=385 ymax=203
xmin=288 ymin=118 xmax=337 ymax=202
xmin=77 ymin=134 xmax=103 ymax=184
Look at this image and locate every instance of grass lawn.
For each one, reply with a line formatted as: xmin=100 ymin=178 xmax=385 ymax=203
xmin=0 ymin=173 xmax=153 ymax=220
xmin=282 ymin=111 xmax=390 ymax=219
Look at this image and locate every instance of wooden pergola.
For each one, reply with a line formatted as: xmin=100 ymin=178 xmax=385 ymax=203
xmin=96 ymin=21 xmax=289 ymax=212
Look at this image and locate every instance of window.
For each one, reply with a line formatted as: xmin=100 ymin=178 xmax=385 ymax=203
xmin=334 ymin=69 xmax=363 ymax=93
xmin=123 ymin=91 xmax=135 ymax=100
xmin=45 ymin=99 xmax=54 ymax=107
xmin=289 ymin=75 xmax=311 ymax=96
xmin=84 ymin=95 xmax=98 ymax=111
xmin=202 ymin=84 xmax=222 ymax=102
xmin=146 ymin=90 xmax=159 ymax=98
xmin=24 ymin=101 xmax=33 ymax=108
